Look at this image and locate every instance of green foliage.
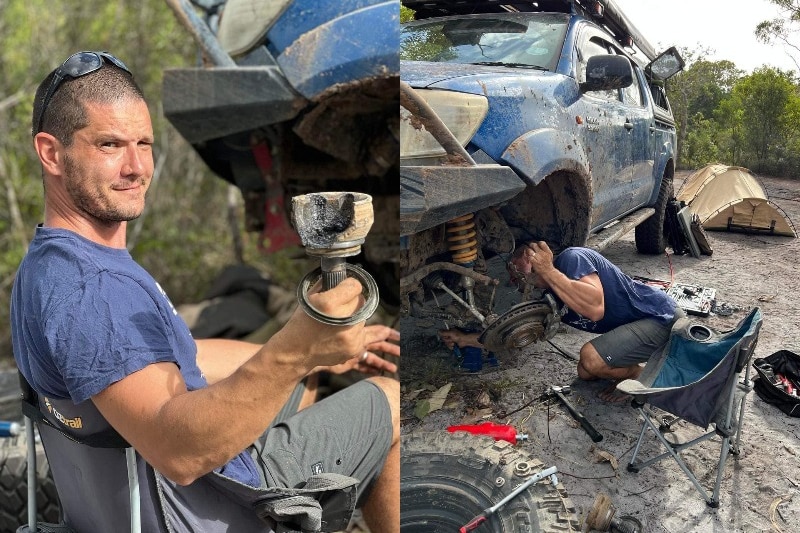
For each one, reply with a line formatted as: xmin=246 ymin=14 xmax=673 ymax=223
xmin=400 ymin=4 xmax=415 ymax=23
xmin=732 ymin=67 xmax=800 ymax=173
xmin=681 ymin=113 xmax=720 ymax=170
xmin=667 ymin=45 xmax=800 ymax=177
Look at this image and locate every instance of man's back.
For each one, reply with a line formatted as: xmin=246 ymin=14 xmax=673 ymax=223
xmin=554 ymin=247 xmax=676 ymax=333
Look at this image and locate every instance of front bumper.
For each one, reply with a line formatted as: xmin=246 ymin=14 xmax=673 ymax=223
xmin=400 ymin=164 xmax=526 ymax=236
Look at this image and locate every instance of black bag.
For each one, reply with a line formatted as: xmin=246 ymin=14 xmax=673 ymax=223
xmin=753 ymin=350 xmax=800 ymax=417
xmin=665 ymin=198 xmax=689 ymax=255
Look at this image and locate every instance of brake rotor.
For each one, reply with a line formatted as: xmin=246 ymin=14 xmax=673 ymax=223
xmin=478 ymin=294 xmax=560 ymax=352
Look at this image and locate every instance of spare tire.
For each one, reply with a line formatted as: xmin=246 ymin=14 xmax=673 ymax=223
xmin=401 ymin=432 xmax=580 ymax=532
xmin=0 ymin=429 xmax=61 ymax=533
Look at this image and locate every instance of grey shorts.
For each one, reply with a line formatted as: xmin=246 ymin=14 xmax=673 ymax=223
xmin=590 ymin=309 xmax=685 ymax=367
xmin=250 ymin=379 xmax=392 ymax=508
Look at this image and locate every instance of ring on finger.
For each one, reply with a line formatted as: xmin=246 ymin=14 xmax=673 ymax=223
xmin=360 ymin=351 xmax=369 ymax=362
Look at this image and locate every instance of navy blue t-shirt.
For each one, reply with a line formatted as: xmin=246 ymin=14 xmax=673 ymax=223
xmin=11 ymin=227 xmax=260 ymax=487
xmin=552 ymin=247 xmax=677 ymax=333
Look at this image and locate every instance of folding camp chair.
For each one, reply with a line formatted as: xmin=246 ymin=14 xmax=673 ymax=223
xmin=16 ymin=372 xmax=141 ymax=533
xmin=15 ymin=371 xmax=355 ymax=532
xmin=616 ymin=307 xmax=763 ymax=508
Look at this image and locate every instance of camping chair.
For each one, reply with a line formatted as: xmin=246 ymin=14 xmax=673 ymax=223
xmin=15 ymin=372 xmax=358 ymax=532
xmin=616 ymin=307 xmax=763 ymax=508
xmin=16 ymin=371 xmax=141 ymax=533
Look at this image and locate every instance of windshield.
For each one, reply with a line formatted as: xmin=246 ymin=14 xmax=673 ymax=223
xmin=401 ymin=13 xmax=569 ymax=71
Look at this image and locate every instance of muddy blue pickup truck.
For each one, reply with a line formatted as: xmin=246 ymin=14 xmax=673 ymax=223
xmin=399 ymin=0 xmax=684 ymax=344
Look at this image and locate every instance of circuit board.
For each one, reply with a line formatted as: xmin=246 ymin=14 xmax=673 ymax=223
xmin=665 ymin=283 xmax=716 ymax=317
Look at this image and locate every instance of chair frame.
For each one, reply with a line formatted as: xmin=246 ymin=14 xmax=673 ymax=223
xmin=16 ymin=373 xmax=141 ymax=533
xmin=621 ymin=308 xmax=762 ymax=508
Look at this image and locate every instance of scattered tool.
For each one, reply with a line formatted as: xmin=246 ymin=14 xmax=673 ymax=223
xmin=459 ymin=466 xmax=558 ymax=532
xmin=585 ymin=493 xmax=643 ymax=533
xmin=548 ymin=385 xmax=603 ymax=442
xmin=777 ymin=373 xmax=797 ymax=396
xmin=447 ymin=422 xmax=529 ymax=445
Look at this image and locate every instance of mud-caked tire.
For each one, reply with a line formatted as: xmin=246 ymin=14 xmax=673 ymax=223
xmin=401 ymin=432 xmax=580 ymax=532
xmin=635 ymin=172 xmax=673 ymax=254
xmin=0 ymin=431 xmax=61 ymax=533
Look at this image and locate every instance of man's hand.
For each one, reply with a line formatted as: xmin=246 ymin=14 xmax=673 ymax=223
xmin=312 ymin=325 xmax=400 ymax=376
xmin=439 ymin=329 xmax=483 ymax=349
xmin=267 ymin=278 xmax=368 ymax=372
xmin=508 ymin=240 xmax=556 ymax=290
xmin=524 ymin=241 xmax=556 ymax=275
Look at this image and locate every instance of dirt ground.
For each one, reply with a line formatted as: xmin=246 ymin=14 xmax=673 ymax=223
xmin=400 ymin=171 xmax=800 ymax=532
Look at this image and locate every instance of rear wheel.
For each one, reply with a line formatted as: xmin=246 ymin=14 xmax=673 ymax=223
xmin=401 ymin=432 xmax=580 ymax=532
xmin=635 ymin=171 xmax=673 ymax=254
xmin=0 ymin=430 xmax=61 ymax=532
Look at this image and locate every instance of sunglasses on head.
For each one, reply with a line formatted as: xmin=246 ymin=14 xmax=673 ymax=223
xmin=35 ymin=51 xmax=131 ymax=134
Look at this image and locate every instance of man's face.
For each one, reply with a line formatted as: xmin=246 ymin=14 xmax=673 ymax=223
xmin=61 ymin=98 xmax=154 ymax=223
xmin=507 ymin=247 xmax=550 ymax=291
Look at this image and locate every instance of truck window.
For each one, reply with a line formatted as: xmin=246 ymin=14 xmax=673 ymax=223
xmin=578 ymin=37 xmax=620 ymax=102
xmin=400 ymin=13 xmax=569 ymax=72
xmin=623 ymin=63 xmax=645 ymax=107
xmin=650 ymin=83 xmax=670 ymax=112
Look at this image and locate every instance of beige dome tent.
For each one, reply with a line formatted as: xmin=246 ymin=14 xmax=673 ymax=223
xmin=677 ymin=164 xmax=796 ymax=237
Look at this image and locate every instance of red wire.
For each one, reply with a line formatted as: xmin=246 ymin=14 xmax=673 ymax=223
xmin=665 ymin=250 xmax=674 ymax=288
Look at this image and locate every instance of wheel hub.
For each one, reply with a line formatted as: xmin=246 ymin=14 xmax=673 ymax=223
xmin=478 ymin=294 xmax=560 ymax=352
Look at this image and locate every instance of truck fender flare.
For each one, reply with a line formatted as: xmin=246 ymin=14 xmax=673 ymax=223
xmin=647 ymin=138 xmax=675 ymax=205
xmin=498 ymin=128 xmax=590 ymax=187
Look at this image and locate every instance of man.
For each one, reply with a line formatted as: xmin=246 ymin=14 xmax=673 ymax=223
xmin=441 ymin=241 xmax=682 ymax=400
xmin=11 ymin=51 xmax=399 ymax=532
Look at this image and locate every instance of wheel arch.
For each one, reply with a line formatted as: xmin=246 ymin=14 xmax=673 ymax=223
xmin=499 ymin=168 xmax=592 ymax=252
xmin=499 ymin=128 xmax=590 ymax=189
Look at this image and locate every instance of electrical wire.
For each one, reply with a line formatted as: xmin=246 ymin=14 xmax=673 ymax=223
xmin=547 ymin=340 xmax=578 ymax=361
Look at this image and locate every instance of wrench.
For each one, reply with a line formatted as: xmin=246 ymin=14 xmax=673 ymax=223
xmin=549 ymin=385 xmax=603 ymax=442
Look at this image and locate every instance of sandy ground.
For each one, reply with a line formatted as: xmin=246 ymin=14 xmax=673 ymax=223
xmin=400 ymin=171 xmax=800 ymax=532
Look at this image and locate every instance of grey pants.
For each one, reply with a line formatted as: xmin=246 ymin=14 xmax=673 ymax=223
xmin=590 ymin=309 xmax=686 ymax=367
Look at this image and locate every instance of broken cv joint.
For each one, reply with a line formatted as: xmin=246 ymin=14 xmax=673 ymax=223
xmin=290 ymin=192 xmax=380 ymax=326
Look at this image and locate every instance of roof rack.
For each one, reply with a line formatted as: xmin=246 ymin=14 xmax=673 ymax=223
xmin=402 ymin=0 xmax=658 ymax=61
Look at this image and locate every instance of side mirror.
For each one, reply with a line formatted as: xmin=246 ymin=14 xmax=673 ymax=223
xmin=646 ymin=46 xmax=685 ymax=80
xmin=580 ymin=54 xmax=633 ymax=92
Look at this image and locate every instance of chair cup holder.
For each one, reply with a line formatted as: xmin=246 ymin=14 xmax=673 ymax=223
xmin=688 ymin=324 xmax=713 ymax=341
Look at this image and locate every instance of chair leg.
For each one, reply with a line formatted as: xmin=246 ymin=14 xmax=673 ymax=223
xmin=125 ymin=448 xmax=141 ymax=533
xmin=24 ymin=417 xmax=37 ymax=531
xmin=708 ymin=435 xmax=734 ymax=508
xmin=627 ymin=409 xmax=651 ymax=470
xmin=627 ymin=407 xmax=726 ymax=506
xmin=732 ymin=387 xmax=751 ymax=455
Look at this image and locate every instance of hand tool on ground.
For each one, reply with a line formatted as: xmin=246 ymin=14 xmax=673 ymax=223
xmin=458 ymin=466 xmax=558 ymax=532
xmin=290 ymin=192 xmax=379 ymax=325
xmin=549 ymin=385 xmax=603 ymax=442
xmin=447 ymin=422 xmax=529 ymax=445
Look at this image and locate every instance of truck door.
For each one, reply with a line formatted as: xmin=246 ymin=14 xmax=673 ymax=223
xmin=574 ymin=33 xmax=635 ymax=229
xmin=621 ymin=62 xmax=654 ymax=209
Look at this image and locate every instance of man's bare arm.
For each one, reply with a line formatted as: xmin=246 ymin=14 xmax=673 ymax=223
xmin=526 ymin=242 xmax=605 ymax=321
xmin=195 ymin=339 xmax=260 ymax=384
xmin=92 ymin=279 xmax=368 ymax=485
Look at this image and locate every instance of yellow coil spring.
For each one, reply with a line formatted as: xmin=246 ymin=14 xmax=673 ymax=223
xmin=446 ymin=213 xmax=478 ymax=265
